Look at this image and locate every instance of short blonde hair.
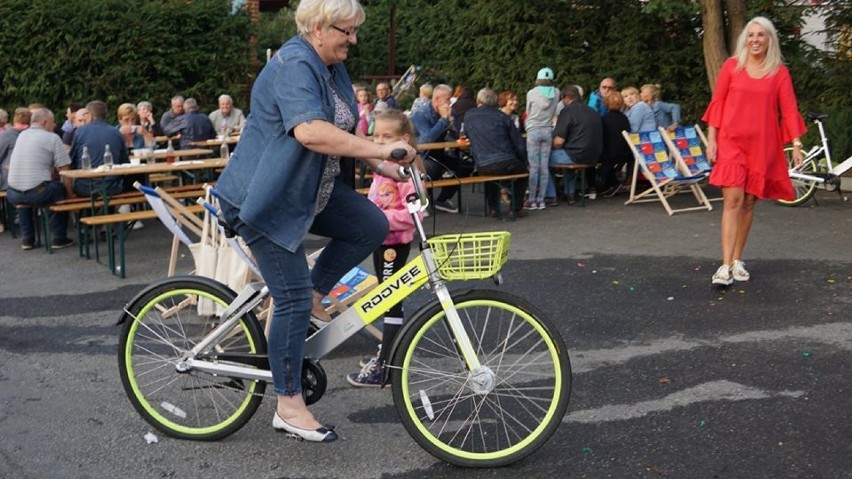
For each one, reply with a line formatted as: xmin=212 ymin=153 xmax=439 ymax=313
xmin=419 ymin=84 xmax=433 ymax=97
xmin=640 ymin=84 xmax=662 ymax=102
xmin=117 ymin=103 xmax=137 ymax=120
xmin=620 ymin=86 xmax=639 ymax=97
xmin=734 ymin=16 xmax=783 ymax=76
xmin=295 ymin=0 xmax=365 ymax=36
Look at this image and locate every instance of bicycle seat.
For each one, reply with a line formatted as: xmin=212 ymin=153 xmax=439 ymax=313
xmin=806 ymin=112 xmax=828 ymax=122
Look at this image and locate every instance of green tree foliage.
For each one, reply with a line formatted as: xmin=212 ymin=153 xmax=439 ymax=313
xmin=0 ymin=0 xmax=254 ymax=116
xmin=1 ymin=0 xmax=847 ymax=158
xmin=349 ymin=0 xmax=847 ymax=156
xmin=350 ymin=0 xmax=710 ymax=121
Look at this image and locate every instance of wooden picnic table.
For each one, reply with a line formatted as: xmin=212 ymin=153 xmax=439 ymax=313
xmin=154 ymin=134 xmax=179 ymax=143
xmin=59 ymin=155 xmax=224 ymax=180
xmin=128 ymin=147 xmax=214 ymax=162
xmin=190 ymin=136 xmax=240 ymax=148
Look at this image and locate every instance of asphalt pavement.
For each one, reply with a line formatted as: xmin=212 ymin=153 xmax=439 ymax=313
xmin=1 ymin=186 xmax=850 ymax=479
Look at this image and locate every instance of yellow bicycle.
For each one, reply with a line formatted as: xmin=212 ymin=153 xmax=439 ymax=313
xmin=117 ymin=160 xmax=571 ymax=467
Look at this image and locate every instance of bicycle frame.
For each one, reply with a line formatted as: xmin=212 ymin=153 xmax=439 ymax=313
xmin=180 ymin=164 xmax=483 ymax=382
xmin=788 ymin=117 xmax=852 ymax=184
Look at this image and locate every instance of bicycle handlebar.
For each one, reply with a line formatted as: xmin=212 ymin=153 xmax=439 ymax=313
xmin=390 ymin=148 xmax=429 ymax=206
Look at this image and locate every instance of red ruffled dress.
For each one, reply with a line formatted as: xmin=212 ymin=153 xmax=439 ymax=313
xmin=702 ymin=57 xmax=807 ymax=200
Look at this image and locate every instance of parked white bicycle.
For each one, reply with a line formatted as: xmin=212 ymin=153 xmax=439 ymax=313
xmin=779 ymin=112 xmax=852 ymax=207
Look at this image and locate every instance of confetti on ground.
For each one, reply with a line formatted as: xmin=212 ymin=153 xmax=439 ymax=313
xmin=698 ymin=420 xmax=706 ymax=427
xmin=802 ymin=351 xmax=811 ymax=358
xmin=144 ymin=432 xmax=158 ymax=444
xmin=577 ymin=262 xmax=585 ymax=268
xmin=667 ymin=296 xmax=674 ymax=301
xmin=592 ymin=270 xmax=597 ymax=274
xmin=693 ymin=266 xmax=701 ymax=271
xmin=738 ymin=290 xmax=746 ymax=294
xmin=612 ymin=280 xmax=620 ymax=285
xmin=827 ymin=279 xmax=835 ymax=284
xmin=658 ymin=376 xmax=672 ymax=384
xmin=582 ymin=447 xmax=592 ymax=454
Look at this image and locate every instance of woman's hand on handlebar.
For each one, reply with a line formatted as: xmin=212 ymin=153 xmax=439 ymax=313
xmin=383 ymin=141 xmax=416 ymax=167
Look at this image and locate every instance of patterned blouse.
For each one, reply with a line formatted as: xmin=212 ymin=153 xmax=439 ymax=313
xmin=315 ymin=84 xmax=355 ymax=213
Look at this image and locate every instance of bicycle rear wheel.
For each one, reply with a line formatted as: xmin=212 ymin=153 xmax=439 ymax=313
xmin=118 ymin=277 xmax=267 ymax=441
xmin=777 ymin=146 xmax=819 ymax=207
xmin=390 ymin=289 xmax=571 ymax=467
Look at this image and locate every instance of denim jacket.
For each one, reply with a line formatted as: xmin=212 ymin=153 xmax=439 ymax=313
xmin=215 ymin=35 xmax=357 ymax=252
xmin=410 ymin=105 xmax=451 ymax=144
xmin=463 ymin=106 xmax=526 ymax=168
xmin=651 ymin=100 xmax=681 ymax=129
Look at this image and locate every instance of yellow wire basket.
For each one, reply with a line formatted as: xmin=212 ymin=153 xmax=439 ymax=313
xmin=426 ymin=232 xmax=511 ymax=281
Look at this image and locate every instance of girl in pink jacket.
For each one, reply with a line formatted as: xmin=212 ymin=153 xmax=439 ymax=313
xmin=348 ymin=110 xmax=425 ymax=387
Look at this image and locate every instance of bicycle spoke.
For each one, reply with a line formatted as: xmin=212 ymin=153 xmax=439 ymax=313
xmin=394 ymin=292 xmax=570 ymax=465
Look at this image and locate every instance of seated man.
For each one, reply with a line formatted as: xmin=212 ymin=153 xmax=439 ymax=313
xmin=6 ymin=108 xmax=74 ymax=250
xmin=62 ymin=106 xmax=92 ymax=148
xmin=69 ymin=100 xmax=130 ymax=197
xmin=463 ymin=88 xmax=528 ymax=218
xmin=163 ymin=98 xmax=216 ymax=149
xmin=410 ymin=84 xmax=460 ymax=213
xmin=160 ymin=95 xmax=184 ymax=132
xmin=588 ymin=77 xmax=617 ymax=117
xmin=547 ymin=85 xmax=603 ymax=204
xmin=374 ymin=82 xmax=398 ymax=110
xmin=208 ymin=94 xmax=246 ymax=133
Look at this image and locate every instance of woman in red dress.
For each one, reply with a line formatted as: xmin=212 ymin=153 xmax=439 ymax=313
xmin=703 ymin=16 xmax=806 ymax=286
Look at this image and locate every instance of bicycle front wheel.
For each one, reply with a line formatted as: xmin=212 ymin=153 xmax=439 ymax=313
xmin=777 ymin=146 xmax=819 ymax=207
xmin=118 ymin=277 xmax=267 ymax=441
xmin=391 ymin=290 xmax=571 ymax=467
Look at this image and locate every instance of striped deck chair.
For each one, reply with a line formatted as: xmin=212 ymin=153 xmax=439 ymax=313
xmin=660 ymin=125 xmax=722 ymax=202
xmin=622 ymin=130 xmax=713 ymax=215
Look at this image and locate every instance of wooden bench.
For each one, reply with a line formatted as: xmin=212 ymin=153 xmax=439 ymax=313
xmin=49 ymin=184 xmax=204 ymax=214
xmin=79 ymin=204 xmax=205 ymax=278
xmin=551 ymin=163 xmax=594 ymax=206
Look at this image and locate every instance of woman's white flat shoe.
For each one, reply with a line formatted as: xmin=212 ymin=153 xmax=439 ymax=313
xmin=272 ymin=413 xmax=337 ymax=443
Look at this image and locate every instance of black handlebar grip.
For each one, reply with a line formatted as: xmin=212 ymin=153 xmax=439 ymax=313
xmin=391 ymin=148 xmax=408 ymax=160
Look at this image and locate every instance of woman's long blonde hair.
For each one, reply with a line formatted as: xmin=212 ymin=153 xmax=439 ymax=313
xmin=734 ymin=16 xmax=783 ymax=77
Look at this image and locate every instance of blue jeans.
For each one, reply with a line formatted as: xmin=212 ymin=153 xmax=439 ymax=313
xmin=220 ymin=180 xmax=388 ymax=396
xmin=7 ymin=181 xmax=69 ymax=243
xmin=525 ymin=128 xmax=552 ymax=203
xmin=546 ymin=149 xmax=578 ymax=197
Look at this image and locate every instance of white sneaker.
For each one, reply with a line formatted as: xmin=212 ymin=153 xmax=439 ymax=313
xmin=132 ymin=221 xmax=145 ymax=230
xmin=731 ymin=260 xmax=750 ymax=281
xmin=712 ymin=264 xmax=733 ymax=286
xmin=117 ymin=204 xmax=132 ymax=214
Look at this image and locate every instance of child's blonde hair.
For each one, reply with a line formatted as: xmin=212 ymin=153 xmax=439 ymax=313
xmin=373 ymin=110 xmax=425 ymax=172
